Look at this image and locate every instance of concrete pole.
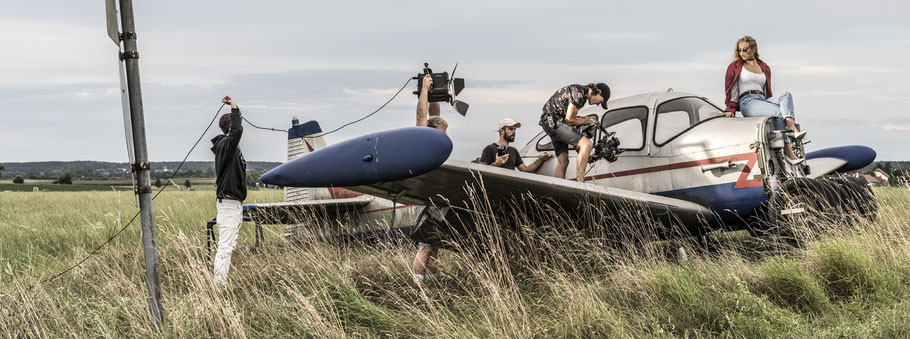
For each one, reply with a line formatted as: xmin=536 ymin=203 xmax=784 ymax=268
xmin=118 ymin=0 xmax=165 ymax=330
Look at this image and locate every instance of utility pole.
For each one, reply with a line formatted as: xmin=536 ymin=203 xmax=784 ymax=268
xmin=107 ymin=0 xmax=165 ymax=330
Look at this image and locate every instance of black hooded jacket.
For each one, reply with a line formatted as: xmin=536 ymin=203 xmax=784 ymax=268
xmin=211 ymin=107 xmax=247 ymax=202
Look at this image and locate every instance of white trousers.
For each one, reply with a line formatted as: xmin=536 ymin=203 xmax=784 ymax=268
xmin=213 ymin=199 xmax=243 ymax=285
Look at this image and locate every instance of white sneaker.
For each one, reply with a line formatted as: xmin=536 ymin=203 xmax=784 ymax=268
xmin=789 ymin=131 xmax=807 ymax=141
xmin=786 ymin=157 xmax=805 ymax=165
xmin=412 ymin=273 xmax=436 ymax=284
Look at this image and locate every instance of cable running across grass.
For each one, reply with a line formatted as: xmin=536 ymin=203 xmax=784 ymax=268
xmin=40 ymin=78 xmax=413 ymax=284
xmin=40 ymin=103 xmax=227 ymax=284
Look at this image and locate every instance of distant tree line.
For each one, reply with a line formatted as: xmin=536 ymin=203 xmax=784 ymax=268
xmin=1 ymin=161 xmax=281 ymax=181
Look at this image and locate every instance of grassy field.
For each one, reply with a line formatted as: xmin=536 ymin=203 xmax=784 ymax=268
xmin=0 ymin=178 xmax=217 ymax=192
xmin=2 ymin=186 xmax=910 ymax=337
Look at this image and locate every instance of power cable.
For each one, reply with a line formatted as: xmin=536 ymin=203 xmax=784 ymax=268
xmin=241 ymin=77 xmax=412 ymax=138
xmin=40 ymin=104 xmax=227 ymax=284
xmin=40 ymin=77 xmax=413 ymax=284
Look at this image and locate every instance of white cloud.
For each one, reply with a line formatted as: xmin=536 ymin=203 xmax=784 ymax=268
xmin=776 ymin=64 xmax=889 ymax=75
xmin=876 ymin=124 xmax=910 ymax=131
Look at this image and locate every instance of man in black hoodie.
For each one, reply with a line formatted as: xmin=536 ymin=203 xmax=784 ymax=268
xmin=211 ymin=95 xmax=247 ymax=286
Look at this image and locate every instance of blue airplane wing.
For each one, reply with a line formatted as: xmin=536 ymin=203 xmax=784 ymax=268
xmin=805 ymin=145 xmax=876 ymax=178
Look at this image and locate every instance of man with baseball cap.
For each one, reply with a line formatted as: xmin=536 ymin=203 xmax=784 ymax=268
xmin=538 ymin=83 xmax=610 ymax=182
xmin=480 ymin=118 xmax=551 ymax=172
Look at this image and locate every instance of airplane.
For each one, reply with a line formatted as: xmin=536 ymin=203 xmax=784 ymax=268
xmin=247 ymin=91 xmax=877 ymax=244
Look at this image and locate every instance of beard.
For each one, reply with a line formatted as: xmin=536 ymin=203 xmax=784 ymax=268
xmin=504 ymin=133 xmax=515 ymax=142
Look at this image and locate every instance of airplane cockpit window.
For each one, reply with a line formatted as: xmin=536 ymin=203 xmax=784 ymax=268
xmin=600 ymin=106 xmax=648 ymax=150
xmin=654 ymin=97 xmax=723 ymax=146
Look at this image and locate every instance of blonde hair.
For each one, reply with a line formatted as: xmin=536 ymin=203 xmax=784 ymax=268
xmin=427 ymin=116 xmax=448 ymax=130
xmin=734 ymin=35 xmax=759 ymax=61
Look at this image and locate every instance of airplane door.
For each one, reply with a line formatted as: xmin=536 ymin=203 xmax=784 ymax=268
xmin=589 ymin=106 xmax=668 ymax=192
xmin=651 ymin=96 xmax=730 ymax=195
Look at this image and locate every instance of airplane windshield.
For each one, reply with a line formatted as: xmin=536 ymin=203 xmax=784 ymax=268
xmin=654 ymin=97 xmax=724 ymax=145
xmin=600 ymin=106 xmax=648 ymax=150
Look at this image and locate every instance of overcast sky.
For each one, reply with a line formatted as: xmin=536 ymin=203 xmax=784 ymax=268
xmin=1 ymin=0 xmax=908 ymax=164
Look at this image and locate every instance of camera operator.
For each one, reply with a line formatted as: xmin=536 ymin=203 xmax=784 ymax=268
xmin=480 ymin=118 xmax=551 ymax=172
xmin=538 ymin=83 xmax=610 ymax=182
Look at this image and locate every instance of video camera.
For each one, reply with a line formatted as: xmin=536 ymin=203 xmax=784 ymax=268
xmin=496 ymin=144 xmax=509 ymax=156
xmin=413 ymin=63 xmax=469 ymax=116
xmin=585 ymin=124 xmax=623 ymax=163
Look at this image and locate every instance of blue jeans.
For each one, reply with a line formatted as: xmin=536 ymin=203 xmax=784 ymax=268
xmin=740 ymin=91 xmax=795 ymax=131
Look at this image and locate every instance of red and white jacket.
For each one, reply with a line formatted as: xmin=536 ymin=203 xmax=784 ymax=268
xmin=724 ymin=59 xmax=773 ymax=113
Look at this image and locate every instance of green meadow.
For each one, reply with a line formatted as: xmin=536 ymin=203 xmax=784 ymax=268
xmin=2 ymin=186 xmax=910 ymax=337
xmin=0 ymin=178 xmax=216 ymax=192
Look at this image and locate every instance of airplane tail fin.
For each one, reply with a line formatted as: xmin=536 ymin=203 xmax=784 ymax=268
xmin=285 ymin=119 xmax=328 ymax=202
xmin=284 ymin=119 xmax=363 ymax=202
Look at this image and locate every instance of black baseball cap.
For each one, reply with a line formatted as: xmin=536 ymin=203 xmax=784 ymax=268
xmin=594 ymin=83 xmax=611 ymax=109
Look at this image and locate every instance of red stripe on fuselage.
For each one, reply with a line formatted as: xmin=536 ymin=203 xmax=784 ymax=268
xmin=328 ymin=187 xmax=365 ymax=199
xmin=581 ymin=151 xmax=763 ymax=189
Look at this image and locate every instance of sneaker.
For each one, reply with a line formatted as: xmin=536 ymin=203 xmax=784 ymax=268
xmin=786 ymin=157 xmax=805 ymax=165
xmin=412 ymin=273 xmax=436 ymax=284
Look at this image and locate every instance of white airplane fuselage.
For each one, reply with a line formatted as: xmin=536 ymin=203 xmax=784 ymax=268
xmin=278 ymin=91 xmax=810 ymax=230
xmin=519 ymin=91 xmax=793 ymax=225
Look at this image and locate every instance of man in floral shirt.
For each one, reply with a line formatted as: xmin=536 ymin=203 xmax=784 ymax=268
xmin=538 ymin=83 xmax=610 ymax=182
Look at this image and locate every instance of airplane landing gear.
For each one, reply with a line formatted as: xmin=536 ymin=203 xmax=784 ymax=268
xmin=756 ymin=177 xmax=877 ymax=243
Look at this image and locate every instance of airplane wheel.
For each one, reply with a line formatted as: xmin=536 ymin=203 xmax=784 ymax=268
xmin=764 ymin=178 xmax=840 ymax=239
xmin=817 ymin=178 xmax=852 ymax=224
xmin=827 ymin=177 xmax=877 ymax=222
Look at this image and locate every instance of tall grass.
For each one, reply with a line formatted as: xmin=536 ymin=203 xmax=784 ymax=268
xmin=2 ymin=184 xmax=910 ymax=337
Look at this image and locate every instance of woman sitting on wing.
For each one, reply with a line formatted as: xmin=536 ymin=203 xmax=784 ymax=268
xmin=723 ymin=35 xmax=806 ymax=164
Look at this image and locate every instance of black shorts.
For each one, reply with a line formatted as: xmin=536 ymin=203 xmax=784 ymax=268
xmin=410 ymin=207 xmax=454 ymax=247
xmin=409 ymin=206 xmax=471 ymax=249
xmin=539 ymin=119 xmax=584 ymax=157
